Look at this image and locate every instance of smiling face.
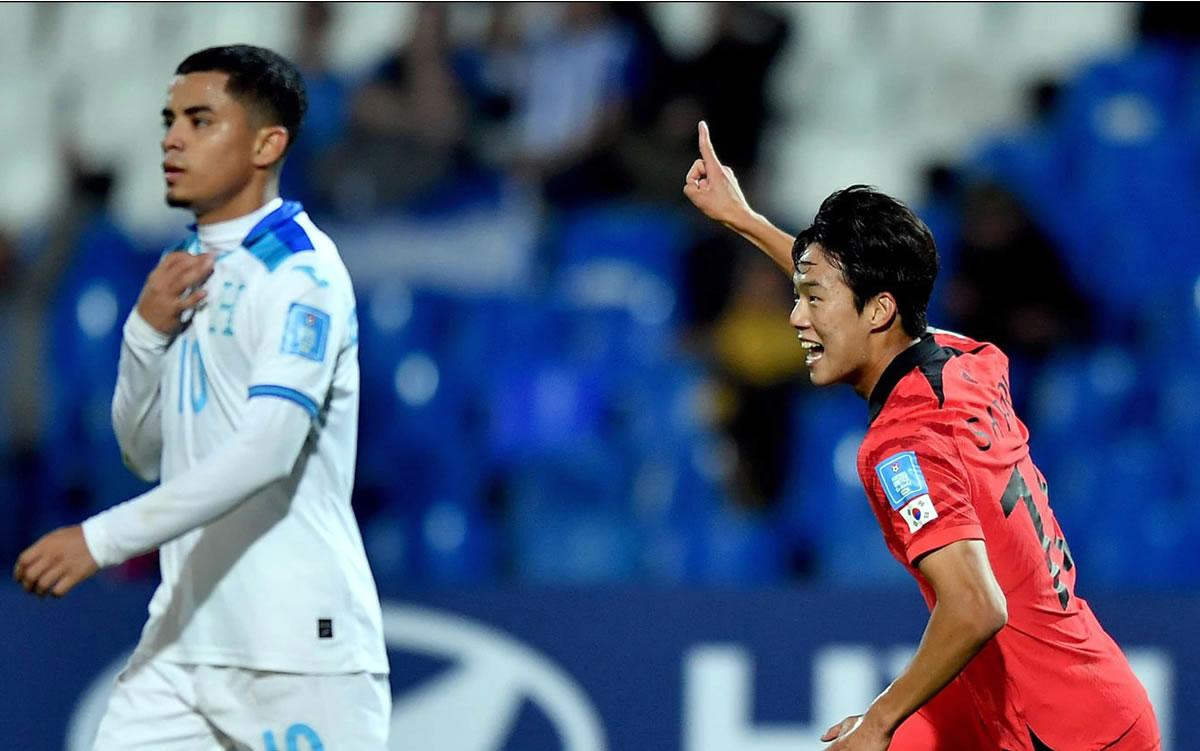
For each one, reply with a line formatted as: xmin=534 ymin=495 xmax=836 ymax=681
xmin=790 ymin=243 xmax=881 ymax=388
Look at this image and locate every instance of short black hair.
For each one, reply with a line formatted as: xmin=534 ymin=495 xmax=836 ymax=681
xmin=175 ymin=45 xmax=308 ymax=157
xmin=792 ymin=185 xmax=938 ymax=337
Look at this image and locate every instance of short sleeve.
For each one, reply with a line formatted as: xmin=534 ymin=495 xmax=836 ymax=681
xmin=246 ymin=258 xmax=350 ymax=420
xmin=863 ymin=431 xmax=984 ymax=565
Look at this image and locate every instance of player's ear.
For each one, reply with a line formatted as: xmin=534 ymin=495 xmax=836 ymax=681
xmin=867 ymin=292 xmax=898 ymax=333
xmin=252 ymin=126 xmax=289 ymax=169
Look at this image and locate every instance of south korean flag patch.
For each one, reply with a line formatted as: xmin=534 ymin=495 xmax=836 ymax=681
xmin=875 ymin=451 xmax=938 ymax=533
xmin=897 ymin=493 xmax=938 ymax=533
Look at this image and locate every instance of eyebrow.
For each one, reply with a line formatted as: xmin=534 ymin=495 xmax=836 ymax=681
xmin=162 ymin=105 xmax=215 ymax=118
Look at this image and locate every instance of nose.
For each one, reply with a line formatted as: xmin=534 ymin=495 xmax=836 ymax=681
xmin=790 ymin=298 xmax=811 ymax=332
xmin=161 ymin=121 xmax=184 ymax=154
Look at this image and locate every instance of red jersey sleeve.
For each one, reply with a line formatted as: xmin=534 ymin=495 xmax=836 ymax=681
xmin=861 ymin=429 xmax=984 ymax=565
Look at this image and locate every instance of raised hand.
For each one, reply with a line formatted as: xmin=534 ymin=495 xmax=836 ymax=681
xmin=136 ymin=250 xmax=215 ymax=335
xmin=682 ymin=121 xmax=752 ymax=228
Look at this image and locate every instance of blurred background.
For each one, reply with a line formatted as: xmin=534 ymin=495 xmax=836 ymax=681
xmin=1 ymin=2 xmax=1199 ymax=749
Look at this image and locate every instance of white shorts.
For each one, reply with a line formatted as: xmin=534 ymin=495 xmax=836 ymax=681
xmin=92 ymin=656 xmax=391 ymax=750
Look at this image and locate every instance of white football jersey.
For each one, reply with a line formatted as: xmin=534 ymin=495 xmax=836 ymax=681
xmin=84 ymin=198 xmax=388 ymax=675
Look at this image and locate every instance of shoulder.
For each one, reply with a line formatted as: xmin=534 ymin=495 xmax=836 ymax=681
xmin=860 ymin=403 xmax=962 ymax=473
xmin=243 ymin=208 xmax=341 ymax=272
xmin=929 ymin=328 xmax=1010 ymax=375
xmin=248 ymin=213 xmax=352 ymax=296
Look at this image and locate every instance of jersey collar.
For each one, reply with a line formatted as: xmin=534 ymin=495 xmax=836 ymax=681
xmin=867 ymin=333 xmax=941 ymax=424
xmin=243 ymin=200 xmax=304 ymax=248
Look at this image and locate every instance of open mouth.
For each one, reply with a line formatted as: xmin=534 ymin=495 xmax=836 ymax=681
xmin=799 ymin=339 xmax=825 ymax=366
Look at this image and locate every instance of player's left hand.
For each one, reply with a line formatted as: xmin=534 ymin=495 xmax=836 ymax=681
xmin=13 ymin=525 xmax=99 ymax=598
xmin=821 ymin=714 xmax=893 ymax=750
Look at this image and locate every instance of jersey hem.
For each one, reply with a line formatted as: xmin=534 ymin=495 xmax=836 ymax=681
xmin=134 ymin=645 xmax=389 ymax=676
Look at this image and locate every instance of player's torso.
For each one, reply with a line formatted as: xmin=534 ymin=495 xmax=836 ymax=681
xmin=141 ymin=213 xmax=386 ymax=673
xmin=862 ymin=332 xmax=1149 ymax=748
xmin=160 ymin=251 xmax=269 ymax=478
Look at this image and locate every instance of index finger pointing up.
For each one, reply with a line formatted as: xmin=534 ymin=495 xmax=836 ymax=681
xmin=698 ymin=120 xmax=722 ymax=168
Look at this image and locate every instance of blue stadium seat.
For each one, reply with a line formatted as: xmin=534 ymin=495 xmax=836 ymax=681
xmin=483 ymin=358 xmax=611 ymax=469
xmin=354 ymin=329 xmax=480 ymax=517
xmin=551 ymin=204 xmax=689 ymax=333
xmin=778 ymin=391 xmax=867 ymax=547
xmin=361 ymin=509 xmax=415 ymax=597
xmin=640 ymin=505 xmax=786 ymax=586
xmin=415 ymin=499 xmax=498 ymax=585
xmin=511 ymin=502 xmax=641 ymax=584
xmin=1027 ymin=347 xmax=1151 ymax=445
xmin=777 ymin=390 xmax=909 ymax=585
xmin=45 ymin=217 xmax=154 ymax=513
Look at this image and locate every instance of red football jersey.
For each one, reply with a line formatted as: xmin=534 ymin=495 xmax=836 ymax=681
xmin=857 ymin=331 xmax=1154 ymax=750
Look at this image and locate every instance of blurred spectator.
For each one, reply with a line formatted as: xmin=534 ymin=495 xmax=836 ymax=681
xmin=1137 ymin=2 xmax=1200 ymax=47
xmin=687 ymin=3 xmax=789 ymax=176
xmin=709 ymin=254 xmax=808 ymax=509
xmin=317 ymin=3 xmax=478 ymax=216
xmin=618 ymin=4 xmax=791 ymax=204
xmin=508 ymin=2 xmax=644 ymax=209
xmin=943 ymin=181 xmax=1094 ymax=365
xmin=282 ymin=2 xmax=351 ymax=211
xmin=3 ymin=153 xmax=146 ymax=555
xmin=645 ymin=4 xmax=792 ymax=349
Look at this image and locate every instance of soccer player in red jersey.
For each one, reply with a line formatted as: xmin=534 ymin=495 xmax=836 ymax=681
xmin=684 ymin=122 xmax=1160 ymax=751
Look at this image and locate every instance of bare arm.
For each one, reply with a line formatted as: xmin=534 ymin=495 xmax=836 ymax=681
xmin=823 ymin=539 xmax=1007 ymax=749
xmin=682 ymin=121 xmax=796 ymax=275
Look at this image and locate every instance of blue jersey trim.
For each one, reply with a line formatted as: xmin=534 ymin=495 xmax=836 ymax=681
xmin=161 ymin=232 xmax=200 ymax=260
xmin=248 ymin=384 xmax=320 ymax=418
xmin=243 ymin=201 xmax=314 ymax=271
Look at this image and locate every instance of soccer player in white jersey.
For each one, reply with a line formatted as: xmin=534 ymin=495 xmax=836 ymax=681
xmin=13 ymin=45 xmax=390 ymax=748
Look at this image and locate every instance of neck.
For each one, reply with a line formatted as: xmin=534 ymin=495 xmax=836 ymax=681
xmin=851 ymin=330 xmax=922 ymax=399
xmin=194 ymin=173 xmax=279 ymax=226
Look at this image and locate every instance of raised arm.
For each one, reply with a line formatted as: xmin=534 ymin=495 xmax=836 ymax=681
xmin=682 ymin=121 xmax=797 ymax=275
xmin=113 ymin=251 xmax=214 ymax=481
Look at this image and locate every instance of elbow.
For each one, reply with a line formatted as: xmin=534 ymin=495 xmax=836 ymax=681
xmin=120 ymin=450 xmax=160 ymax=483
xmin=261 ymin=439 xmax=304 ymax=486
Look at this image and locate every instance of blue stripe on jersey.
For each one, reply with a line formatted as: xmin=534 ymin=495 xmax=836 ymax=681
xmin=243 ymin=201 xmax=314 ymax=271
xmin=248 ymin=384 xmax=320 ymax=418
xmin=161 ymin=232 xmax=200 ymax=260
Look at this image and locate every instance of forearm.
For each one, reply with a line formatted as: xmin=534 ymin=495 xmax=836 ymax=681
xmin=862 ymin=600 xmax=1004 ymax=734
xmin=112 ymin=310 xmax=171 ymax=481
xmin=83 ymin=398 xmax=311 ymax=567
xmin=726 ymin=208 xmax=796 ymax=276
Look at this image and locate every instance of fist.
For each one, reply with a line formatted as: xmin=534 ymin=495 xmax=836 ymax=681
xmin=137 ymin=251 xmax=215 ymax=335
xmin=13 ymin=525 xmax=99 ymax=598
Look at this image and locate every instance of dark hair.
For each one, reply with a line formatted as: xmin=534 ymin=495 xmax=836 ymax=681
xmin=176 ymin=45 xmax=308 ymax=158
xmin=792 ymin=185 xmax=938 ymax=337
